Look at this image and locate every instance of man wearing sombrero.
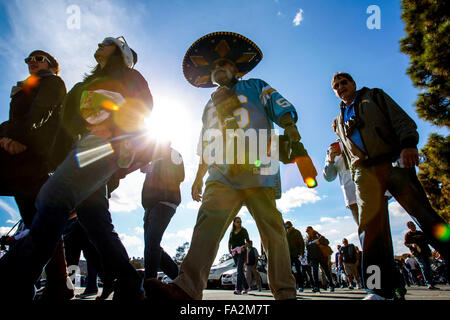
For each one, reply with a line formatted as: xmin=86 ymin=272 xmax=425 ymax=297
xmin=145 ymin=32 xmax=302 ymax=300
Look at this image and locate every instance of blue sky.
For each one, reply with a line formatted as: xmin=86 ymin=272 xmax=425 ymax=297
xmin=0 ymin=0 xmax=447 ymax=263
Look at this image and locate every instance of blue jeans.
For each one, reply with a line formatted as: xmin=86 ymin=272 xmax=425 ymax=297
xmin=0 ymin=135 xmax=142 ymax=299
xmin=415 ymin=255 xmax=434 ymax=286
xmin=233 ymin=251 xmax=249 ymax=291
xmin=353 ymin=164 xmax=449 ymax=298
xmin=143 ymin=202 xmax=178 ymax=279
xmin=310 ymin=257 xmax=334 ymax=290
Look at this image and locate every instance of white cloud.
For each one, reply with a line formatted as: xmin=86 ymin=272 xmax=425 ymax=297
xmin=389 ymin=201 xmax=408 ymax=217
xmin=119 ymin=233 xmax=144 ymax=258
xmin=0 ymin=199 xmax=20 ymax=220
xmin=134 ymin=226 xmax=144 ymax=235
xmin=186 ymin=201 xmax=201 ymax=210
xmin=6 ymin=220 xmax=16 ymax=224
xmin=165 ymin=228 xmax=193 ymax=243
xmin=292 ymin=8 xmax=304 ymax=26
xmin=109 ymin=171 xmax=145 ymax=213
xmin=245 ymin=219 xmax=255 ymax=225
xmin=0 ymin=227 xmax=12 ymax=236
xmin=276 ymin=186 xmax=321 ymax=212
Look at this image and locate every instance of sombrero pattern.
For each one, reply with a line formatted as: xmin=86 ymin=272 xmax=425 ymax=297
xmin=183 ymin=31 xmax=263 ymax=88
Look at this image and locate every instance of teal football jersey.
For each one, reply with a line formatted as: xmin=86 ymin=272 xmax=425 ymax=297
xmin=197 ymin=78 xmax=298 ymax=197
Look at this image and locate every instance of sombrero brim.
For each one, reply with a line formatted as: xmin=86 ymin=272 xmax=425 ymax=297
xmin=182 ymin=31 xmax=263 ymax=88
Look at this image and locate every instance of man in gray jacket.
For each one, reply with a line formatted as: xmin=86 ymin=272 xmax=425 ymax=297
xmin=331 ymin=72 xmax=449 ymax=300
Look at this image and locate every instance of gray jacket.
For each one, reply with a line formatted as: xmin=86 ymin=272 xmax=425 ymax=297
xmin=333 ymin=87 xmax=419 ymax=168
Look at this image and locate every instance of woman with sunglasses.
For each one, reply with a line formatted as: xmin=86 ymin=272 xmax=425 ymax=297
xmin=0 ymin=37 xmax=162 ymax=301
xmin=228 ymin=217 xmax=250 ymax=295
xmin=0 ymin=50 xmax=75 ymax=299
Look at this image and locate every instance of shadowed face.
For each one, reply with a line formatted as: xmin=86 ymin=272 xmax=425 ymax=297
xmin=211 ymin=59 xmax=237 ymax=86
xmin=94 ymin=40 xmax=117 ymax=63
xmin=26 ymin=54 xmax=50 ymax=75
xmin=332 ymin=76 xmax=356 ymax=104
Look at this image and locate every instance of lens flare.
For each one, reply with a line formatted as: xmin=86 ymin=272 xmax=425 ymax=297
xmin=101 ymin=100 xmax=120 ymax=111
xmin=434 ymin=223 xmax=450 ymax=242
xmin=254 ymin=160 xmax=261 ymax=167
xmin=305 ymin=177 xmax=317 ymax=188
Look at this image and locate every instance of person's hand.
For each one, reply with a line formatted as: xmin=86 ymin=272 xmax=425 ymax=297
xmin=328 ymin=146 xmax=340 ymax=163
xmin=284 ymin=124 xmax=301 ymax=142
xmin=400 ymin=147 xmax=419 ymax=168
xmin=1 ymin=138 xmax=27 ymax=155
xmin=191 ymin=177 xmax=204 ymax=202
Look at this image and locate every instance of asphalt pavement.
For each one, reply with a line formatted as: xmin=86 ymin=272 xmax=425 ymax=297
xmin=74 ymin=284 xmax=450 ymax=300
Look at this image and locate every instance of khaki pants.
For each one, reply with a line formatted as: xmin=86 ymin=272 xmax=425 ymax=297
xmin=245 ymin=264 xmax=262 ymax=290
xmin=174 ymin=181 xmax=296 ymax=300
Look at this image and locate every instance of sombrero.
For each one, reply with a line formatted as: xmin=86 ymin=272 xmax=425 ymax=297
xmin=182 ymin=31 xmax=262 ymax=88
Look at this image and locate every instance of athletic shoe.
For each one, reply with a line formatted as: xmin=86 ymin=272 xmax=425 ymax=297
xmin=242 ymin=289 xmax=248 ymax=294
xmin=76 ymin=291 xmax=98 ymax=299
xmin=329 ymin=287 xmax=335 ymax=292
xmin=258 ymin=288 xmax=262 ymax=292
xmin=363 ymin=293 xmax=387 ymax=300
xmin=298 ymin=288 xmax=303 ymax=293
xmin=356 ymin=285 xmax=362 ymax=290
xmin=428 ymin=285 xmax=440 ymax=290
xmin=233 ymin=290 xmax=241 ymax=295
xmin=348 ymin=286 xmax=354 ymax=290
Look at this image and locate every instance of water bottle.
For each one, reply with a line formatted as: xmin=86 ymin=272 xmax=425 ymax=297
xmin=392 ymin=153 xmax=427 ymax=168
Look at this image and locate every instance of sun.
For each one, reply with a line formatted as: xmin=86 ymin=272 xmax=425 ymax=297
xmin=144 ymin=97 xmax=194 ymax=151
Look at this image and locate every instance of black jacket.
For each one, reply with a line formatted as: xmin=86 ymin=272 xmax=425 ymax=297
xmin=141 ymin=151 xmax=185 ymax=210
xmin=1 ymin=69 xmax=66 ymax=170
xmin=333 ymin=87 xmax=419 ymax=168
xmin=286 ymin=227 xmax=305 ymax=258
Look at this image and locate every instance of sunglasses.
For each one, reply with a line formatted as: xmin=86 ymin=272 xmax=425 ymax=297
xmin=332 ymin=79 xmax=349 ymax=90
xmin=24 ymin=55 xmax=50 ymax=64
xmin=99 ymin=39 xmax=116 ymax=47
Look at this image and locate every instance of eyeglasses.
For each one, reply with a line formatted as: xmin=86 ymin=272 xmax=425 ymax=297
xmin=24 ymin=55 xmax=50 ymax=64
xmin=332 ymin=79 xmax=349 ymax=90
xmin=99 ymin=39 xmax=115 ymax=46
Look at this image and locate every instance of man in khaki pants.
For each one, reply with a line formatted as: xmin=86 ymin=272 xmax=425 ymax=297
xmin=144 ymin=31 xmax=303 ymax=300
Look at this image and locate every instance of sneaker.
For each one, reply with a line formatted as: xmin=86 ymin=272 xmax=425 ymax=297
xmin=363 ymin=293 xmax=387 ymax=300
xmin=329 ymin=287 xmax=335 ymax=292
xmin=233 ymin=290 xmax=241 ymax=295
xmin=312 ymin=287 xmax=320 ymax=293
xmin=298 ymin=288 xmax=304 ymax=293
xmin=242 ymin=289 xmax=248 ymax=294
xmin=258 ymin=288 xmax=262 ymax=292
xmin=427 ymin=285 xmax=440 ymax=290
xmin=76 ymin=291 xmax=98 ymax=299
xmin=356 ymin=285 xmax=362 ymax=290
xmin=348 ymin=286 xmax=354 ymax=290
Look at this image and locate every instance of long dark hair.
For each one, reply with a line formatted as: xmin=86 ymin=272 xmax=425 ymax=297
xmin=231 ymin=217 xmax=242 ymax=234
xmin=83 ymin=45 xmax=128 ymax=83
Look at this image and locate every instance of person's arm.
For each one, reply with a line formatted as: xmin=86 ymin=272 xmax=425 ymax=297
xmin=254 ymin=79 xmax=300 ymax=142
xmin=191 ymin=162 xmax=208 ymax=202
xmin=373 ymin=89 xmax=419 ymax=168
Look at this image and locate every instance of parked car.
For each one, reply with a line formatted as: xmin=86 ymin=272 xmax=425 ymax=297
xmin=208 ymin=258 xmax=236 ymax=288
xmin=221 ymin=268 xmax=269 ymax=290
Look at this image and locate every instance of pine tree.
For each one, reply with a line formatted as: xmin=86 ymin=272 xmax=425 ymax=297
xmin=399 ymin=0 xmax=450 ymax=127
xmin=400 ymin=0 xmax=450 ymax=221
xmin=418 ymin=134 xmax=450 ymax=221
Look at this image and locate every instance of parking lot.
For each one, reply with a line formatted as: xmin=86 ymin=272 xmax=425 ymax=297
xmin=74 ymin=284 xmax=450 ymax=300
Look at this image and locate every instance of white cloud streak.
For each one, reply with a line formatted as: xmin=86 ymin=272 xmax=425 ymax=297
xmin=292 ymin=9 xmax=304 ymax=26
xmin=276 ymin=186 xmax=321 ymax=212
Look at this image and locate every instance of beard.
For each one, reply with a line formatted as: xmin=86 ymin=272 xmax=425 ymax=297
xmin=211 ymin=68 xmax=234 ymax=86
